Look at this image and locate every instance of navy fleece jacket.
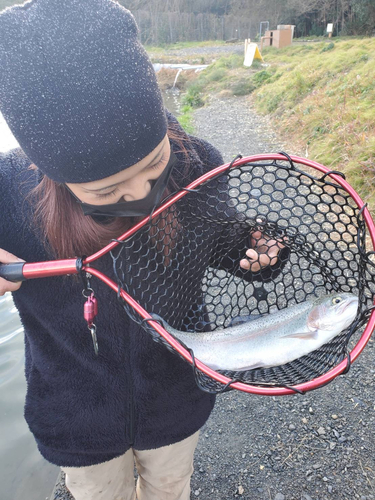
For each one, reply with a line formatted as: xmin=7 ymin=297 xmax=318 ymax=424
xmin=0 ymin=113 xmax=286 ymax=467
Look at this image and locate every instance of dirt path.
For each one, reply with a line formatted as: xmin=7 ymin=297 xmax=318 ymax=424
xmin=192 ymin=94 xmax=301 ymax=161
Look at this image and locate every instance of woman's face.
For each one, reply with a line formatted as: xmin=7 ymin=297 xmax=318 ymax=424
xmin=66 ymin=135 xmax=171 ymax=206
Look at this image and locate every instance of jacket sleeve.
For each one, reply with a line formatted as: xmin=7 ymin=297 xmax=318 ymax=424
xmin=0 ymin=148 xmax=34 ymax=258
xmin=187 ymin=134 xmax=224 ymax=174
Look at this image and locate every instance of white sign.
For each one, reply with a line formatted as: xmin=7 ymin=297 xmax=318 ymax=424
xmin=327 ymin=23 xmax=333 ymax=33
xmin=244 ymin=40 xmax=263 ymax=67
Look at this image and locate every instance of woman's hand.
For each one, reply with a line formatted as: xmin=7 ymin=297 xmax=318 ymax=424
xmin=0 ymin=249 xmax=24 ymax=296
xmin=239 ymin=231 xmax=285 ymax=273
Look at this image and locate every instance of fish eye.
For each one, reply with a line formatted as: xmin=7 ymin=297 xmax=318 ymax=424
xmin=332 ymin=297 xmax=342 ymax=305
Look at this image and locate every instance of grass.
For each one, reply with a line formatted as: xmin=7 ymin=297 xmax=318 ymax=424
xmin=151 ymin=37 xmax=375 ymax=210
xmin=146 ymin=39 xmax=228 ymax=64
xmin=181 ymin=54 xmax=255 ymax=107
xmin=252 ymin=38 xmax=375 ymax=209
xmin=145 ymin=40 xmax=226 ymax=52
xmin=178 ymin=105 xmax=195 ymax=134
xmin=175 ymin=54 xmax=265 ymax=133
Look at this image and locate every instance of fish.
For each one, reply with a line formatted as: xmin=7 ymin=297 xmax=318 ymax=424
xmin=152 ymin=292 xmax=358 ymax=371
xmin=228 ymin=314 xmax=261 ymax=327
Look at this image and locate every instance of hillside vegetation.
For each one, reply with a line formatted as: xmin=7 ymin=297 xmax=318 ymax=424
xmin=255 ymin=38 xmax=375 ymax=209
xmin=182 ymin=38 xmax=375 ymax=209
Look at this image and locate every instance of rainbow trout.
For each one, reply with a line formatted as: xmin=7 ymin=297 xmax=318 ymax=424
xmin=152 ymin=293 xmax=358 ymax=371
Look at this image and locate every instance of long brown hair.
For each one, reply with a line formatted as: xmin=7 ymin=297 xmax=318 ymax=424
xmin=29 ymin=125 xmax=193 ymax=259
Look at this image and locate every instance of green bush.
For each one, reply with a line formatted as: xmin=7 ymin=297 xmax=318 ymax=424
xmin=206 ymin=68 xmax=227 ymax=82
xmin=178 ymin=105 xmax=195 ymax=134
xmin=251 ymin=60 xmax=263 ymax=69
xmin=252 ymin=70 xmax=274 ymax=86
xmin=321 ymin=42 xmax=335 ymax=52
xmin=231 ymin=78 xmax=256 ymax=96
xmin=182 ymin=85 xmax=204 ymax=108
xmin=293 ymin=71 xmax=310 ymax=95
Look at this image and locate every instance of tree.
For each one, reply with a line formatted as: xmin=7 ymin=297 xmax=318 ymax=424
xmin=1 ymin=0 xmax=373 ymax=38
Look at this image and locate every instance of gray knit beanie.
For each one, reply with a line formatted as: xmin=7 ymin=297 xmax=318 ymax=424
xmin=0 ymin=0 xmax=167 ymax=182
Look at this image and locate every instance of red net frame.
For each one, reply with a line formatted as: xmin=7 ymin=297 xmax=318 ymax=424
xmin=7 ymin=154 xmax=375 ymax=395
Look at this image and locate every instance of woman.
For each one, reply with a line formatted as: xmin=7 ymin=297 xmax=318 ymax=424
xmin=0 ymin=1 xmax=285 ymax=499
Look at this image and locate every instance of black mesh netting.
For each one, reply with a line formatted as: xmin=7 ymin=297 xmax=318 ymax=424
xmin=110 ymin=156 xmax=375 ymax=393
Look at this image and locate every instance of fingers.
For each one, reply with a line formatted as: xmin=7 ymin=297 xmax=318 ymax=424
xmin=239 ymin=257 xmax=256 ymax=272
xmin=0 ymin=276 xmax=23 ymax=295
xmin=0 ymin=248 xmax=25 ymax=264
xmin=240 ymin=238 xmax=284 ymax=272
xmin=250 ymin=231 xmax=286 ymax=251
xmin=240 ymin=251 xmax=277 ymax=272
xmin=240 ymin=229 xmax=289 ymax=272
xmin=0 ymin=249 xmax=24 ymax=296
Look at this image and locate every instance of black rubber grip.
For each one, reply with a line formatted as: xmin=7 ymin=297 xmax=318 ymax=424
xmin=0 ymin=262 xmax=26 ymax=282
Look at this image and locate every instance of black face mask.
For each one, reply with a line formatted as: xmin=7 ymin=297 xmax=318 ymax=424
xmin=66 ymin=152 xmax=177 ymax=217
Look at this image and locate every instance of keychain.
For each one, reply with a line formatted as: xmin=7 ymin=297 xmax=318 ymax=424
xmin=83 ymin=293 xmax=99 ymax=356
xmin=82 ymin=271 xmax=99 ymax=356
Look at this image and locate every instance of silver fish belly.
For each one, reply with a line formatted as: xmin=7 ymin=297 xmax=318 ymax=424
xmin=152 ymin=292 xmax=358 ymax=371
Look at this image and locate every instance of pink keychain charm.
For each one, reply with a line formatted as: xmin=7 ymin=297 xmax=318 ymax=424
xmin=83 ymin=293 xmax=99 ymax=356
xmin=84 ymin=294 xmax=96 ymax=326
xmin=91 ymin=295 xmax=98 ymax=317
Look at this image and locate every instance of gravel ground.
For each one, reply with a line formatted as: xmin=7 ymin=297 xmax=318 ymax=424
xmin=51 ymin=67 xmax=375 ymax=500
xmin=190 ymin=95 xmax=375 ymax=500
xmin=192 ymin=95 xmax=301 ymax=162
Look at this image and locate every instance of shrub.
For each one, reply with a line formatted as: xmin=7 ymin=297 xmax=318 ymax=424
xmin=182 ymin=85 xmax=204 ymax=108
xmin=206 ymin=68 xmax=227 ymax=82
xmin=231 ymin=78 xmax=256 ymax=96
xmin=252 ymin=70 xmax=274 ymax=86
xmin=321 ymin=42 xmax=335 ymax=52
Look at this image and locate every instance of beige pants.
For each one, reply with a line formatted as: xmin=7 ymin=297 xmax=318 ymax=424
xmin=61 ymin=431 xmax=200 ymax=500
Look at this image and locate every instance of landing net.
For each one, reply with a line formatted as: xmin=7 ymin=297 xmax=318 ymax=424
xmin=111 ymin=154 xmax=375 ymax=394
